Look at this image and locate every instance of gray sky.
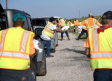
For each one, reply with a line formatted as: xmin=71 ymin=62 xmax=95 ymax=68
xmin=1 ymin=0 xmax=112 ymax=19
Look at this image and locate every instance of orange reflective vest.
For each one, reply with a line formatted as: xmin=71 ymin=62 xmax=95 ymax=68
xmin=73 ymin=20 xmax=79 ymax=26
xmin=59 ymin=19 xmax=66 ymax=27
xmin=89 ymin=27 xmax=112 ymax=69
xmin=42 ymin=22 xmax=55 ymax=38
xmin=67 ymin=21 xmax=72 ymax=28
xmin=79 ymin=18 xmax=102 ymax=30
xmin=0 ymin=27 xmax=35 ymax=70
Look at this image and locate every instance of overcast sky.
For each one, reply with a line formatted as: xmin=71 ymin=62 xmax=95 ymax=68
xmin=1 ymin=0 xmax=112 ymax=19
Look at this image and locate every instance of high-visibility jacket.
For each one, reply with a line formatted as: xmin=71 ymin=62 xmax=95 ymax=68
xmin=59 ymin=19 xmax=66 ymax=27
xmin=42 ymin=22 xmax=55 ymax=38
xmin=89 ymin=27 xmax=112 ymax=69
xmin=73 ymin=20 xmax=79 ymax=26
xmin=80 ymin=18 xmax=101 ymax=30
xmin=67 ymin=21 xmax=72 ymax=28
xmin=0 ymin=27 xmax=35 ymax=70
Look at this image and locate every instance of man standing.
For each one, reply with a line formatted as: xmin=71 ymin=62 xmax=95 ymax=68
xmin=41 ymin=17 xmax=64 ymax=57
xmin=85 ymin=11 xmax=112 ymax=81
xmin=59 ymin=17 xmax=70 ymax=40
xmin=74 ymin=14 xmax=102 ymax=33
xmin=67 ymin=20 xmax=72 ymax=32
xmin=73 ymin=18 xmax=79 ymax=32
xmin=0 ymin=13 xmax=35 ymax=81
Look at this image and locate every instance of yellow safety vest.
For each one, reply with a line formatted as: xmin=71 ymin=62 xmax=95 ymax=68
xmin=89 ymin=27 xmax=112 ymax=69
xmin=60 ymin=19 xmax=66 ymax=27
xmin=42 ymin=23 xmax=55 ymax=38
xmin=0 ymin=27 xmax=35 ymax=70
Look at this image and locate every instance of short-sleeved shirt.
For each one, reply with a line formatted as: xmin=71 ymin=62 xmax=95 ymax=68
xmin=41 ymin=25 xmax=56 ymax=40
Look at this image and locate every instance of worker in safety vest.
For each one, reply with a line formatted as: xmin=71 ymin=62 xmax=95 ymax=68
xmin=59 ymin=17 xmax=70 ymax=40
xmin=0 ymin=13 xmax=35 ymax=81
xmin=74 ymin=14 xmax=102 ymax=34
xmin=84 ymin=11 xmax=112 ymax=81
xmin=73 ymin=19 xmax=79 ymax=32
xmin=41 ymin=17 xmax=64 ymax=57
xmin=67 ymin=20 xmax=72 ymax=32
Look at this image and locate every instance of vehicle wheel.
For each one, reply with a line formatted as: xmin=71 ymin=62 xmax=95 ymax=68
xmin=30 ymin=61 xmax=36 ymax=81
xmin=31 ymin=68 xmax=36 ymax=81
xmin=37 ymin=53 xmax=47 ymax=76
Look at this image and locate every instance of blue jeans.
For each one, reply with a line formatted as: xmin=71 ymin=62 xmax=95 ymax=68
xmin=94 ymin=69 xmax=112 ymax=81
xmin=40 ymin=38 xmax=51 ymax=56
xmin=69 ymin=28 xmax=71 ymax=32
xmin=78 ymin=29 xmax=88 ymax=39
xmin=0 ymin=68 xmax=35 ymax=81
xmin=46 ymin=40 xmax=51 ymax=56
xmin=61 ymin=31 xmax=69 ymax=38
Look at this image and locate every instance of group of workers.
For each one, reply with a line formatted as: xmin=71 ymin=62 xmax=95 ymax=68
xmin=0 ymin=10 xmax=112 ymax=81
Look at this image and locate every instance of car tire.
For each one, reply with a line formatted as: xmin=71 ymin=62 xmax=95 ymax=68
xmin=31 ymin=62 xmax=36 ymax=81
xmin=37 ymin=52 xmax=47 ymax=76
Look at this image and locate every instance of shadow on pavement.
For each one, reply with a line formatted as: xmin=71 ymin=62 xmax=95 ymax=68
xmin=57 ymin=48 xmax=85 ymax=55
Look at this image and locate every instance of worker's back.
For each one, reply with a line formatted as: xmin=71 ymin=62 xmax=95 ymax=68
xmin=0 ymin=27 xmax=35 ymax=70
xmin=89 ymin=27 xmax=112 ymax=69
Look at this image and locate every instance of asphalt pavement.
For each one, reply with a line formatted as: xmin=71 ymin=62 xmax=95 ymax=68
xmin=37 ymin=33 xmax=94 ymax=81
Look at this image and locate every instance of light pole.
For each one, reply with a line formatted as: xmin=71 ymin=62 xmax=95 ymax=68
xmin=6 ymin=0 xmax=8 ymax=9
xmin=79 ymin=10 xmax=80 ymax=18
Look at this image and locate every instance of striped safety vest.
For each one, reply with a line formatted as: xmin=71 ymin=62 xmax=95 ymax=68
xmin=42 ymin=23 xmax=55 ymax=38
xmin=89 ymin=27 xmax=112 ymax=69
xmin=59 ymin=19 xmax=66 ymax=27
xmin=0 ymin=27 xmax=35 ymax=70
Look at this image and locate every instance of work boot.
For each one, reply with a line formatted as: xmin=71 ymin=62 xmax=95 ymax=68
xmin=61 ymin=38 xmax=63 ymax=41
xmin=76 ymin=38 xmax=79 ymax=40
xmin=68 ymin=36 xmax=70 ymax=40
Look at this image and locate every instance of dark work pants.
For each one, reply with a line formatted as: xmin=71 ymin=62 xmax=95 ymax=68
xmin=94 ymin=69 xmax=112 ymax=81
xmin=61 ymin=31 xmax=69 ymax=38
xmin=78 ymin=29 xmax=88 ymax=39
xmin=0 ymin=68 xmax=35 ymax=81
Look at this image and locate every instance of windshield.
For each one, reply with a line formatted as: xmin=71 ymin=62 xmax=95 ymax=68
xmin=0 ymin=16 xmax=7 ymax=30
xmin=43 ymin=18 xmax=50 ymax=21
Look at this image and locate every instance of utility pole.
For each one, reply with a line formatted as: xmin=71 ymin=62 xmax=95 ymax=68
xmin=79 ymin=10 xmax=80 ymax=18
xmin=6 ymin=0 xmax=8 ymax=9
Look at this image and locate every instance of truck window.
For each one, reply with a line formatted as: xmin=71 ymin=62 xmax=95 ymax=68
xmin=0 ymin=16 xmax=7 ymax=30
xmin=27 ymin=17 xmax=32 ymax=30
xmin=23 ymin=16 xmax=29 ymax=30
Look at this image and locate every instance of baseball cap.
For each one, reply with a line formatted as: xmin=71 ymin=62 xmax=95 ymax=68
xmin=13 ymin=13 xmax=25 ymax=21
xmin=102 ymin=11 xmax=112 ymax=19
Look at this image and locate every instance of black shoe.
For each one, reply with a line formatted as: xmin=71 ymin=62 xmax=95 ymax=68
xmin=46 ymin=55 xmax=54 ymax=57
xmin=76 ymin=38 xmax=79 ymax=40
xmin=68 ymin=38 xmax=70 ymax=40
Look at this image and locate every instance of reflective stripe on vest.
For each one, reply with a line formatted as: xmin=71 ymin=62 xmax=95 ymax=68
xmin=42 ymin=23 xmax=55 ymax=38
xmin=1 ymin=29 xmax=7 ymax=50
xmin=21 ymin=31 xmax=30 ymax=52
xmin=0 ymin=52 xmax=29 ymax=59
xmin=86 ymin=19 xmax=97 ymax=30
